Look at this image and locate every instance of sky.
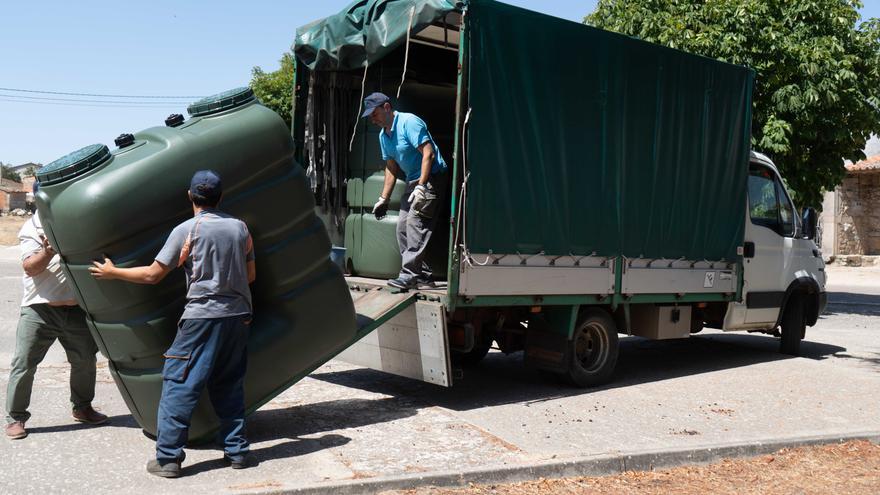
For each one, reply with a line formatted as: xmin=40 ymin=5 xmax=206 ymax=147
xmin=1 ymin=0 xmax=878 ymax=168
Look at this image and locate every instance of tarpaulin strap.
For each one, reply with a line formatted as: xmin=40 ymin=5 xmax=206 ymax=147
xmin=397 ymin=6 xmax=416 ymax=99
xmin=349 ymin=62 xmax=369 ymax=152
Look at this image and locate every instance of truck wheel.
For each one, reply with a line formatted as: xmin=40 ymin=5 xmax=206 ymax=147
xmin=780 ymin=294 xmax=805 ymax=356
xmin=565 ymin=308 xmax=619 ymax=387
xmin=455 ymin=338 xmax=492 ymax=366
xmin=690 ymin=311 xmax=704 ymax=334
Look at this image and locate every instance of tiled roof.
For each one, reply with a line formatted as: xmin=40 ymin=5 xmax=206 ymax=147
xmin=846 ymin=154 xmax=880 ymax=172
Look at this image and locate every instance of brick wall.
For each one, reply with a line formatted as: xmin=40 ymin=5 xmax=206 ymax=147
xmin=836 ymin=171 xmax=880 ymax=255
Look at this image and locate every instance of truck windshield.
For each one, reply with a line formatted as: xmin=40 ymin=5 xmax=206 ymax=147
xmin=748 ymin=164 xmax=796 ymax=237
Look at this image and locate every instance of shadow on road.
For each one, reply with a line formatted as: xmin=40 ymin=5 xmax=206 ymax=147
xmin=25 ymin=413 xmax=139 ymax=434
xmin=825 ymin=292 xmax=880 ymax=317
xmin=310 ymin=332 xmax=846 ymax=412
xmin=184 ymin=434 xmax=351 ymax=476
xmin=181 ymin=397 xmax=416 ymax=475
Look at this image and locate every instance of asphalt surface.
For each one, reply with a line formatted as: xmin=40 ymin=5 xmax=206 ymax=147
xmin=0 ymin=244 xmax=877 ymax=494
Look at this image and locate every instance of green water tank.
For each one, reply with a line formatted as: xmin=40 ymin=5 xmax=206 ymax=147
xmin=36 ymin=87 xmax=356 ymax=439
xmin=343 ymin=171 xmax=449 ymax=279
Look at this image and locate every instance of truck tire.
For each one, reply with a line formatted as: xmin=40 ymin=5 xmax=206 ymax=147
xmin=565 ymin=308 xmax=619 ymax=387
xmin=690 ymin=310 xmax=704 ymax=334
xmin=455 ymin=338 xmax=492 ymax=366
xmin=780 ymin=294 xmax=805 ymax=356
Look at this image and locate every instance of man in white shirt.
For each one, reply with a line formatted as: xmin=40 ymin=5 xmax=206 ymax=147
xmin=4 ymin=185 xmax=107 ymax=440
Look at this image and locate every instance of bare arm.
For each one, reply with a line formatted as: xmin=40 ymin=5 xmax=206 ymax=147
xmin=417 ymin=142 xmax=435 ymax=185
xmin=89 ymin=257 xmax=173 ymax=285
xmin=380 ymin=159 xmax=401 ymax=199
xmin=22 ymin=236 xmax=55 ymax=277
xmin=247 ymin=260 xmax=256 ymax=284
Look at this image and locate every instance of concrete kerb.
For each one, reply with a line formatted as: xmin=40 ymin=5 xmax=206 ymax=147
xmin=273 ymin=431 xmax=880 ymax=495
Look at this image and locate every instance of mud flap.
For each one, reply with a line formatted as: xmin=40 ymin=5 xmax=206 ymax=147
xmin=338 ymin=284 xmax=452 ymax=386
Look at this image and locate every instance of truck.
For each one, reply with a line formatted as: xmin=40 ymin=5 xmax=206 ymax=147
xmin=291 ymin=0 xmax=827 ymax=388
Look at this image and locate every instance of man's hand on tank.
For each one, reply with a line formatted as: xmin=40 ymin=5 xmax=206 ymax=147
xmin=373 ymin=196 xmax=390 ymax=219
xmin=39 ymin=235 xmax=55 ymax=256
xmin=89 ymin=256 xmax=117 ymax=280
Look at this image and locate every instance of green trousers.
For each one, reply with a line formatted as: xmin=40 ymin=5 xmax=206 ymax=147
xmin=5 ymin=304 xmax=99 ymax=424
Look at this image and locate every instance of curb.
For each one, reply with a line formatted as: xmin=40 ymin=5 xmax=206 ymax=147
xmin=274 ymin=431 xmax=880 ymax=495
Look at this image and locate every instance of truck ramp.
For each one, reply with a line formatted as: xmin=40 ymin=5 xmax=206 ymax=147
xmin=340 ymin=278 xmax=452 ymax=386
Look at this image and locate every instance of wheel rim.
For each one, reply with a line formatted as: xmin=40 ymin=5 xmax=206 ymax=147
xmin=573 ymin=321 xmax=610 ymax=373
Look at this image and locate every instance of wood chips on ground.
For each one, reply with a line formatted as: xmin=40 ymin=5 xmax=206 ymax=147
xmin=0 ymin=216 xmax=26 ymax=245
xmin=387 ymin=441 xmax=880 ymax=495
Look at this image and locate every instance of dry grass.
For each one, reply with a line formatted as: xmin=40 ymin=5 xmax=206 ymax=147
xmin=0 ymin=216 xmax=27 ymax=246
xmin=387 ymin=441 xmax=880 ymax=495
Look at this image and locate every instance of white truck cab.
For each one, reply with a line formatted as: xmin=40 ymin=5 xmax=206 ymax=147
xmin=723 ymin=151 xmax=827 ymax=354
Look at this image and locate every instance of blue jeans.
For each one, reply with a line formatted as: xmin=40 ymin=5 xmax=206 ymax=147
xmin=156 ymin=315 xmax=250 ymax=463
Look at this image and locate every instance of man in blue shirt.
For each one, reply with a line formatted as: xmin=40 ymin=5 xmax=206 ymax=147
xmin=363 ymin=92 xmax=448 ymax=290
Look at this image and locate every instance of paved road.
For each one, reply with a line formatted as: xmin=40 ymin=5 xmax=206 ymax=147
xmin=0 ymin=244 xmax=877 ymax=494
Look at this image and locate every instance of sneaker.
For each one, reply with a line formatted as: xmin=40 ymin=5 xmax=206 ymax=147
xmin=146 ymin=459 xmax=181 ymax=478
xmin=72 ymin=406 xmax=108 ymax=425
xmin=387 ymin=277 xmax=416 ymax=290
xmin=415 ymin=278 xmax=436 ymax=289
xmin=224 ymin=453 xmax=256 ymax=470
xmin=5 ymin=421 xmax=27 ymax=440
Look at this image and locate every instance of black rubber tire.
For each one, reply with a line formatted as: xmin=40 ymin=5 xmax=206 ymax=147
xmin=565 ymin=308 xmax=619 ymax=388
xmin=690 ymin=314 xmax=704 ymax=334
xmin=780 ymin=294 xmax=805 ymax=356
xmin=454 ymin=338 xmax=492 ymax=366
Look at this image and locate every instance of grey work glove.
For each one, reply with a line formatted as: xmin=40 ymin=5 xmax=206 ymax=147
xmin=408 ymin=184 xmax=428 ymax=212
xmin=372 ymin=196 xmax=390 ymax=219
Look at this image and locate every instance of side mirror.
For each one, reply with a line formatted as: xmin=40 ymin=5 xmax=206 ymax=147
xmin=802 ymin=207 xmax=818 ymax=240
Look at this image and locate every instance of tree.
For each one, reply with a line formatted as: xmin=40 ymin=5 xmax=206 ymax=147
xmin=1 ymin=164 xmax=22 ymax=183
xmin=587 ymin=0 xmax=880 ymax=208
xmin=250 ymin=52 xmax=296 ymax=129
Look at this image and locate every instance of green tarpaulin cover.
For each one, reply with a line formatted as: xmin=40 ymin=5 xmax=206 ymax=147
xmin=295 ymin=0 xmax=755 ymax=263
xmin=463 ymin=1 xmax=754 ymax=261
xmin=295 ymin=0 xmax=460 ymax=71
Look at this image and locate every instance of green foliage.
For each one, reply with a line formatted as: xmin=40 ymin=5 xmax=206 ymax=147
xmin=1 ymin=165 xmax=22 ymax=183
xmin=250 ymin=52 xmax=296 ymax=129
xmin=587 ymin=0 xmax=880 ymax=208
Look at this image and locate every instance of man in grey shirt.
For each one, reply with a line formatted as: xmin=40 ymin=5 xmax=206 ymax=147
xmin=90 ymin=170 xmax=255 ymax=478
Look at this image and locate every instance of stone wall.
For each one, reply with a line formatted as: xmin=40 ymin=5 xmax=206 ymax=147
xmin=837 ymin=172 xmax=880 ymax=255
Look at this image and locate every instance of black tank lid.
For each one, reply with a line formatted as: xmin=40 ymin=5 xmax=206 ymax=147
xmin=165 ymin=113 xmax=185 ymax=127
xmin=186 ymin=87 xmax=256 ymax=118
xmin=114 ymin=133 xmax=135 ymax=148
xmin=37 ymin=144 xmax=112 ymax=186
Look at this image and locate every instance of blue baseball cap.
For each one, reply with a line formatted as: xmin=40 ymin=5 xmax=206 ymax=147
xmin=190 ymin=170 xmax=222 ymax=199
xmin=361 ymin=92 xmax=391 ymax=118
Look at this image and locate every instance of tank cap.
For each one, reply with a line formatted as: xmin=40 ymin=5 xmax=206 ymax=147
xmin=187 ymin=87 xmax=256 ymax=117
xmin=114 ymin=133 xmax=135 ymax=148
xmin=37 ymin=144 xmax=112 ymax=186
xmin=165 ymin=113 xmax=185 ymax=127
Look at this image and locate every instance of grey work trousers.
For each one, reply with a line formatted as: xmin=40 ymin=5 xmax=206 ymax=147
xmin=5 ymin=304 xmax=98 ymax=424
xmin=396 ymin=172 xmax=447 ymax=283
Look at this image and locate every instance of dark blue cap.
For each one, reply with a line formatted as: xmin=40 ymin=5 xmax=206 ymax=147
xmin=361 ymin=92 xmax=391 ymax=118
xmin=190 ymin=170 xmax=222 ymax=199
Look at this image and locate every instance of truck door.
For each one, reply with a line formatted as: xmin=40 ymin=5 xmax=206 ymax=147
xmin=740 ymin=162 xmax=801 ymax=326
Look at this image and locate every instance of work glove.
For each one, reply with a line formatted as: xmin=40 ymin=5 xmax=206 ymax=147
xmin=408 ymin=184 xmax=428 ymax=212
xmin=372 ymin=196 xmax=390 ymax=219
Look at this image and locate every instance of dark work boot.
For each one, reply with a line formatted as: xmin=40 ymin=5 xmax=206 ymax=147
xmin=146 ymin=459 xmax=181 ymax=478
xmin=224 ymin=453 xmax=256 ymax=470
xmin=72 ymin=406 xmax=109 ymax=425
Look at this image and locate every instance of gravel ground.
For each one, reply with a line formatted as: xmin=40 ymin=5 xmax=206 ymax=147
xmin=0 ymin=216 xmax=26 ymax=245
xmin=387 ymin=440 xmax=880 ymax=495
